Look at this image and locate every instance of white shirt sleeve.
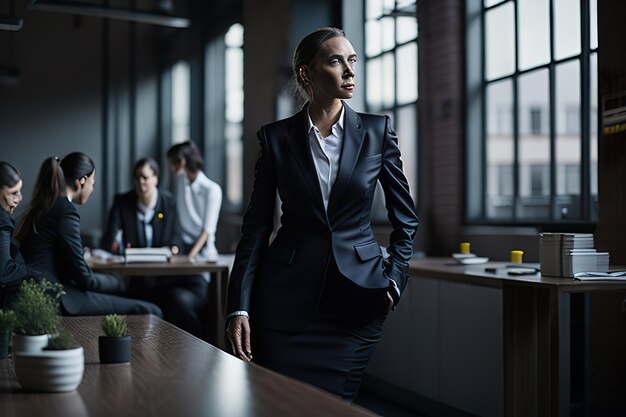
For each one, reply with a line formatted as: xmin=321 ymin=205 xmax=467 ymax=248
xmin=202 ymin=180 xmax=222 ymax=235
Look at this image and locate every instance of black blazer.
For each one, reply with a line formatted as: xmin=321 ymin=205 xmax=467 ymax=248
xmin=227 ymin=103 xmax=418 ymax=331
xmin=0 ymin=210 xmax=28 ymax=307
xmin=20 ymin=197 xmax=102 ymax=314
xmin=100 ymin=189 xmax=181 ymax=251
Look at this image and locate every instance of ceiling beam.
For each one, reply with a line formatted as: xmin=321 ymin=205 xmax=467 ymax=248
xmin=28 ymin=1 xmax=190 ymax=28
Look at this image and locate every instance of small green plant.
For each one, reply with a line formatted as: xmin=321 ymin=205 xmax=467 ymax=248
xmin=0 ymin=309 xmax=17 ymax=333
xmin=102 ymin=314 xmax=128 ymax=338
xmin=12 ymin=278 xmax=64 ymax=336
xmin=44 ymin=329 xmax=80 ymax=350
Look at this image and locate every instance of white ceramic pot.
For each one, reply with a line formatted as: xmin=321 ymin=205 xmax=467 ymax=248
xmin=13 ymin=347 xmax=84 ymax=392
xmin=11 ymin=334 xmax=49 ymax=353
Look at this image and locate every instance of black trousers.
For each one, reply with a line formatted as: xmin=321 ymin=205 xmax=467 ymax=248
xmin=132 ymin=275 xmax=208 ymax=339
xmin=252 ymin=258 xmax=389 ymax=400
xmin=65 ymin=272 xmax=163 ymax=317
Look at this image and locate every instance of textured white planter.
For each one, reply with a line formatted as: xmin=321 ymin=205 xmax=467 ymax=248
xmin=13 ymin=347 xmax=84 ymax=392
xmin=11 ymin=334 xmax=49 ymax=353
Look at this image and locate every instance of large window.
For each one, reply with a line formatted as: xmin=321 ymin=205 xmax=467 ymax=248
xmin=205 ymin=23 xmax=244 ymax=211
xmin=364 ymin=0 xmax=418 ymax=220
xmin=468 ymin=0 xmax=598 ymax=223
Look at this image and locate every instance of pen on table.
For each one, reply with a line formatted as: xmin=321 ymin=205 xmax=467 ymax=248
xmin=485 ymin=267 xmax=497 ymax=273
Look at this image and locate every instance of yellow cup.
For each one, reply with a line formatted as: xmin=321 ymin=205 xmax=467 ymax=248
xmin=460 ymin=242 xmax=470 ymax=254
xmin=510 ymin=250 xmax=524 ymax=263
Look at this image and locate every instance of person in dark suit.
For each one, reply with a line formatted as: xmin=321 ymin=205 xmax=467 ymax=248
xmin=101 ymin=157 xmax=207 ymax=338
xmin=16 ymin=153 xmax=162 ymax=317
xmin=0 ymin=161 xmax=29 ymax=308
xmin=226 ymin=27 xmax=418 ymax=400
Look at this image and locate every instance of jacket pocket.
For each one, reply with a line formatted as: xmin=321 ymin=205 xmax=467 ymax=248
xmin=264 ymin=244 xmax=296 ymax=264
xmin=354 ymin=240 xmax=383 ymax=262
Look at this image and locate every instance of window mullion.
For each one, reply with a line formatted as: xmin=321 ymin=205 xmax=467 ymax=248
xmin=548 ymin=0 xmax=557 ymax=221
xmin=580 ymin=0 xmax=591 ymax=221
xmin=512 ymin=0 xmax=519 ymax=220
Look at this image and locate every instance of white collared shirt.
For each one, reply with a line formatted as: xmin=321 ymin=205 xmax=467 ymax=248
xmin=307 ymin=106 xmax=345 ymax=210
xmin=174 ymin=170 xmax=222 ymax=257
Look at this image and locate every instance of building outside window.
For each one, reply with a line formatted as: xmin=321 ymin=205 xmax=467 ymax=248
xmin=468 ymin=0 xmax=598 ymax=223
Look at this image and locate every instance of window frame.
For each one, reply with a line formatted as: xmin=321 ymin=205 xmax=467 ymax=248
xmin=466 ymin=0 xmax=598 ymax=228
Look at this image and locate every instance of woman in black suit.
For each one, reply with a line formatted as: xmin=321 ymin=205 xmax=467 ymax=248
xmin=16 ymin=153 xmax=162 ymax=317
xmin=226 ymin=28 xmax=418 ymax=400
xmin=0 ymin=161 xmax=28 ymax=308
xmin=101 ymin=157 xmax=207 ymax=337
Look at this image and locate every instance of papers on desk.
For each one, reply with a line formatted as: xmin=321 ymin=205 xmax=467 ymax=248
xmin=90 ymin=248 xmax=125 ymax=263
xmin=125 ymin=247 xmax=172 ymax=263
xmin=573 ymin=271 xmax=626 ymax=281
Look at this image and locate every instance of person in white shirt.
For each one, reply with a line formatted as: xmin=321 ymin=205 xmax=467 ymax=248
xmin=167 ymin=141 xmax=222 ymax=260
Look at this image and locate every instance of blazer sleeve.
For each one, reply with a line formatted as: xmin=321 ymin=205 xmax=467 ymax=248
xmin=226 ymin=126 xmax=277 ymax=315
xmin=378 ymin=115 xmax=419 ymax=299
xmin=0 ymin=219 xmax=27 ymax=291
xmin=100 ymin=195 xmax=123 ymax=252
xmin=163 ymin=194 xmax=183 ymax=248
xmin=58 ymin=206 xmax=100 ymax=291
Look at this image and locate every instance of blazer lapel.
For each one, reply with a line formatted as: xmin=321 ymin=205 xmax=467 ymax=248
xmin=151 ymin=193 xmax=164 ymax=247
xmin=328 ymin=103 xmax=365 ymax=214
xmin=285 ymin=106 xmax=327 ymax=217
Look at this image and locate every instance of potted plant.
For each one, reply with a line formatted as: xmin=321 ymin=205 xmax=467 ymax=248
xmin=0 ymin=309 xmax=17 ymax=358
xmin=13 ymin=329 xmax=84 ymax=392
xmin=99 ymin=314 xmax=131 ymax=364
xmin=11 ymin=278 xmax=64 ymax=353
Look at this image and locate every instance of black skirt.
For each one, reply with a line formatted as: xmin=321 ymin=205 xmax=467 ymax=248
xmin=251 ymin=258 xmax=390 ymax=400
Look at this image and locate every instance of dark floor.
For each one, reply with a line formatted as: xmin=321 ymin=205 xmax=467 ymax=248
xmin=354 ymin=389 xmax=425 ymax=417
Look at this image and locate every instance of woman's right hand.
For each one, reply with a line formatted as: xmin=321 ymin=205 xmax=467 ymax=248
xmin=226 ymin=315 xmax=252 ymax=362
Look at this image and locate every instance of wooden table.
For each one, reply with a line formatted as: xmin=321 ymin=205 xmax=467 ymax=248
xmin=0 ymin=316 xmax=376 ymax=417
xmin=88 ymin=255 xmax=232 ymax=349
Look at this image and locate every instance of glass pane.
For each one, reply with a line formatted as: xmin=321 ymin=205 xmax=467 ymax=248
xmin=517 ymin=69 xmax=550 ymax=219
xmin=366 ymin=19 xmax=381 ymax=57
xmin=396 ymin=42 xmax=418 ymax=104
xmin=225 ymin=122 xmax=243 ymax=206
xmin=225 ymin=48 xmax=243 ymax=123
xmin=171 ymin=60 xmax=190 ymax=144
xmin=397 ymin=16 xmax=418 ymax=44
xmin=396 ymin=105 xmax=418 ymax=204
xmin=554 ymin=0 xmax=581 ymax=60
xmin=486 ymin=79 xmax=514 ymax=219
xmin=590 ymin=53 xmax=597 ymax=213
xmin=366 ymin=58 xmax=383 ymax=111
xmin=225 ymin=23 xmax=243 ymax=47
xmin=381 ymin=16 xmax=395 ymax=52
xmin=381 ymin=52 xmax=395 ymax=108
xmin=555 ymin=60 xmax=581 ymax=219
xmin=518 ymin=0 xmax=550 ymax=71
xmin=486 ymin=2 xmax=515 ymax=80
xmin=590 ymin=0 xmax=598 ymax=49
xmin=366 ymin=0 xmax=383 ymax=20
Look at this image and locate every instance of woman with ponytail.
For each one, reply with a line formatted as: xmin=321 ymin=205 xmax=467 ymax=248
xmin=17 ymin=153 xmax=162 ymax=317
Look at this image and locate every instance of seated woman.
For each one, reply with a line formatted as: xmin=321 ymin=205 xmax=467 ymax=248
xmin=16 ymin=153 xmax=162 ymax=317
xmin=100 ymin=157 xmax=207 ymax=338
xmin=0 ymin=161 xmax=29 ymax=308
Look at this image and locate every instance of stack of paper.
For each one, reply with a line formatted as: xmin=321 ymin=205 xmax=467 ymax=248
xmin=125 ymin=247 xmax=172 ymax=264
xmin=540 ymin=233 xmax=608 ymax=277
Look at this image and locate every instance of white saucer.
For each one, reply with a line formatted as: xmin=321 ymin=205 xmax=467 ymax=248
xmin=452 ymin=253 xmax=489 ymax=264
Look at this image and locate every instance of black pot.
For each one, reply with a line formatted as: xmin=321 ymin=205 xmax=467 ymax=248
xmin=0 ymin=332 xmax=9 ymax=359
xmin=98 ymin=335 xmax=131 ymax=364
